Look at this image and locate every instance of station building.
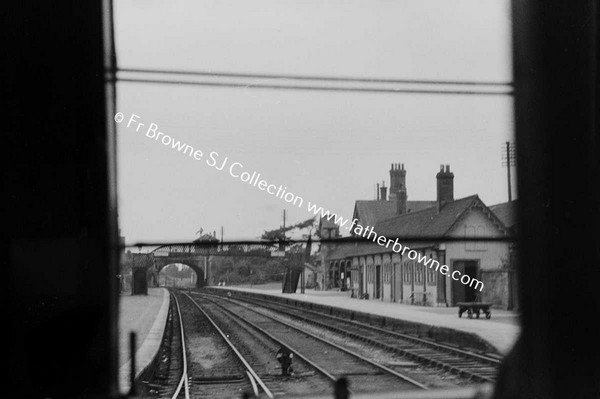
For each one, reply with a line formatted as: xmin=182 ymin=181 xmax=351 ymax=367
xmin=320 ymin=164 xmax=518 ymax=309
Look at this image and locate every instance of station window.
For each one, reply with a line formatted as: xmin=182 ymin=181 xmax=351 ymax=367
xmin=415 ymin=262 xmax=423 ymax=284
xmin=427 ymin=266 xmax=436 ymax=285
xmin=403 ymin=261 xmax=412 ymax=283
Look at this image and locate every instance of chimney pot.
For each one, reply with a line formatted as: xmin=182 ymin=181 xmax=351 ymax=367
xmin=389 ymin=162 xmax=407 ymax=201
xmin=380 ymin=183 xmax=388 ymax=201
xmin=396 ymin=186 xmax=407 ymax=214
xmin=436 ymin=164 xmax=454 ymax=211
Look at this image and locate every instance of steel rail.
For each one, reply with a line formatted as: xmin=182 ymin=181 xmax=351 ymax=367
xmin=193 ymin=293 xmax=340 ymax=387
xmin=208 ymin=291 xmax=499 ymax=382
xmin=170 ymin=293 xmax=190 ymax=399
xmin=197 ymin=292 xmax=429 ymax=390
xmin=227 ymin=293 xmax=501 ymax=366
xmin=182 ymin=293 xmax=275 ymax=399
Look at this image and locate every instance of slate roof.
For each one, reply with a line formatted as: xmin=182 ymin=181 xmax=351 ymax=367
xmin=327 ymin=195 xmax=515 ymax=260
xmin=326 ymin=195 xmax=509 ymax=260
xmin=353 ymin=199 xmax=437 ymax=227
xmin=373 ymin=195 xmax=478 ymax=238
xmin=406 ymin=200 xmax=439 ymax=213
xmin=325 ymin=240 xmax=432 ymax=261
xmin=374 ymin=195 xmax=509 ymax=238
xmin=489 ymin=200 xmax=518 ymax=232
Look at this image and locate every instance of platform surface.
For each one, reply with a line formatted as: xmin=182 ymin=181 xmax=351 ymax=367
xmin=215 ymin=283 xmax=520 ymax=354
xmin=118 ymin=288 xmax=170 ymax=394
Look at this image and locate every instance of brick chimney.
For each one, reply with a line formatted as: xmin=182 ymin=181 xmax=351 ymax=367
xmin=380 ymin=181 xmax=387 ymax=201
xmin=389 ymin=163 xmax=406 ymax=201
xmin=396 ymin=185 xmax=407 ymax=214
xmin=436 ymin=164 xmax=454 ymax=211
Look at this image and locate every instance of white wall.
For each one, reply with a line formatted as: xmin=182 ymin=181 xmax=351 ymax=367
xmin=445 ymin=206 xmax=510 ymax=306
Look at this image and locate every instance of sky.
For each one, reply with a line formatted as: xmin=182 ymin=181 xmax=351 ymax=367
xmin=114 ymin=0 xmax=514 ymax=244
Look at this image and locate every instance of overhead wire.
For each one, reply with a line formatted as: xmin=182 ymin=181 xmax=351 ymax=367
xmin=114 ymin=68 xmax=513 ymax=96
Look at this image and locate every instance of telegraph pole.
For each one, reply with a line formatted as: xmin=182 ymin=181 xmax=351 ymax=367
xmin=282 ymin=209 xmax=286 ymax=236
xmin=502 ymin=141 xmax=516 ymax=201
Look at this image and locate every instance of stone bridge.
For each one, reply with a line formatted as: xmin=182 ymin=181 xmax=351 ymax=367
xmin=129 ymin=242 xmax=287 ymax=291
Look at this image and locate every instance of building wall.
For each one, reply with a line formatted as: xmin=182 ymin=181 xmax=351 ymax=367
xmin=329 ymin=207 xmax=512 ymax=308
xmin=382 ymin=253 xmax=392 ymax=301
xmin=366 ymin=255 xmax=375 ymax=298
xmin=396 ymin=249 xmax=440 ymax=306
xmin=445 ymin=207 xmax=510 ymax=308
xmin=480 ymin=270 xmax=511 ymax=309
xmin=351 ymin=257 xmax=360 ymax=293
xmin=350 ymin=249 xmax=442 ymax=305
xmin=389 ymin=253 xmax=402 ymax=302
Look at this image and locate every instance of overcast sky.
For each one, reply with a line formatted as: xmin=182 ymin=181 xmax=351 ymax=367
xmin=114 ymin=0 xmax=514 ymax=244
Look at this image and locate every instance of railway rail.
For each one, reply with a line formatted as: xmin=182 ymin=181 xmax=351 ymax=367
xmin=134 ymin=292 xmax=187 ymax=398
xmin=177 ymin=291 xmax=274 ymax=398
xmin=199 ymin=290 xmax=501 ymax=383
xmin=170 ymin=294 xmax=190 ymax=399
xmin=181 ymin=293 xmax=334 ymax=397
xmin=189 ymin=292 xmax=428 ymax=395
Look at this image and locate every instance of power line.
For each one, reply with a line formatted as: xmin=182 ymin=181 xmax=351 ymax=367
xmin=118 ymin=67 xmax=513 ymax=87
xmin=114 ymin=76 xmax=513 ymax=96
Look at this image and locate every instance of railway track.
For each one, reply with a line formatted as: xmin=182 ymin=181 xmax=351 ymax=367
xmin=135 ymin=292 xmax=186 ymax=398
xmin=170 ymin=294 xmax=190 ymax=399
xmin=190 ymin=292 xmax=428 ymax=395
xmin=175 ymin=291 xmax=274 ymax=399
xmin=199 ymin=290 xmax=501 ymax=383
xmin=181 ymin=293 xmax=334 ymax=397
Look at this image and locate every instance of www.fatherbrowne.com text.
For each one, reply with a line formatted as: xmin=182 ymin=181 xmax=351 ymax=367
xmin=116 ymin=112 xmax=484 ymax=292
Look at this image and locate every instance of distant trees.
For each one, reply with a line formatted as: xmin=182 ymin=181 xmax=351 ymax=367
xmin=208 ymin=217 xmax=317 ymax=286
xmin=211 ymin=257 xmax=285 ymax=286
xmin=159 ymin=264 xmax=195 ymax=287
xmin=261 ymin=217 xmax=315 ymax=241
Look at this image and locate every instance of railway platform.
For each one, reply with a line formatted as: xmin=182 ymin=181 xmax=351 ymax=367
xmin=213 ymin=284 xmax=519 ymax=355
xmin=118 ymin=287 xmax=170 ymax=394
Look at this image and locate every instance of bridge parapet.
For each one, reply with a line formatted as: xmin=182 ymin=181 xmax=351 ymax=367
xmin=151 ymin=242 xmax=282 ymax=258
